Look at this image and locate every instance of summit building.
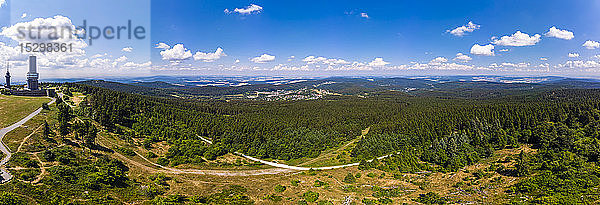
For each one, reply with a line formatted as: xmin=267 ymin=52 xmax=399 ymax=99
xmin=27 ymin=56 xmax=39 ymax=90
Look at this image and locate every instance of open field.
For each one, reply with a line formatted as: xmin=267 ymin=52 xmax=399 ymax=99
xmin=0 ymin=95 xmax=50 ymax=127
xmin=285 ymin=128 xmax=368 ymax=167
xmin=70 ymin=92 xmax=86 ymax=106
xmin=2 ymin=103 xmax=56 ymax=152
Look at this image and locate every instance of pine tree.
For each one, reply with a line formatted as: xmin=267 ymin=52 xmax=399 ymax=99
xmin=43 ymin=121 xmax=51 ymax=138
xmin=515 ymin=151 xmax=530 ymax=177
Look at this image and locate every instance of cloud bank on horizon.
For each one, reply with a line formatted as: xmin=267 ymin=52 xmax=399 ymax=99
xmin=1 ymin=0 xmax=600 ymax=78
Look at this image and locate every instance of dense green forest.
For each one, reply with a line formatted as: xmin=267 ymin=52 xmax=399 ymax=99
xmin=74 ymin=84 xmax=407 ymax=162
xmin=70 ymin=82 xmax=600 ymax=204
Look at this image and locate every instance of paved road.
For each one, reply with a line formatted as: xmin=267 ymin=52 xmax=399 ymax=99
xmin=0 ymin=97 xmax=55 ymax=183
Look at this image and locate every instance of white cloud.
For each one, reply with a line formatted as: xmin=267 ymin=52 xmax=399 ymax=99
xmin=160 ymin=44 xmax=192 ymax=61
xmin=0 ymin=15 xmax=155 ymax=76
xmin=499 ymin=49 xmax=509 ymax=52
xmin=388 ymin=62 xmax=486 ymax=71
xmin=115 ymin=56 xmax=128 ymax=62
xmin=0 ymin=15 xmax=87 ymax=53
xmin=448 ymin=21 xmax=480 ymax=36
xmin=231 ymin=4 xmax=263 ymax=15
xmin=360 ymin=13 xmax=369 ymax=19
xmin=540 ymin=57 xmax=548 ymax=61
xmin=492 ymin=31 xmax=541 ymax=46
xmin=593 ymin=55 xmax=600 ymax=60
xmin=498 ymin=62 xmax=530 ymax=68
xmin=272 ymin=64 xmax=312 ymax=71
xmin=0 ymin=42 xmax=26 ymax=62
xmin=112 ymin=56 xmax=128 ymax=67
xmin=288 ymin=56 xmax=295 ymax=61
xmin=193 ymin=47 xmax=226 ymax=62
xmin=303 ymin=56 xmax=326 ymax=64
xmin=429 ymin=57 xmax=448 ymax=65
xmin=582 ymin=40 xmax=600 ymax=49
xmin=453 ymin=53 xmax=472 ymax=62
xmin=325 ymin=62 xmax=371 ymax=71
xmin=235 ymin=59 xmax=240 ymax=63
xmin=251 ymin=54 xmax=275 ymax=63
xmin=0 ymin=16 xmax=88 ymax=70
xmin=368 ymin=58 xmax=390 ymax=67
xmin=545 ymin=26 xmax=574 ymax=40
xmin=470 ymin=44 xmax=494 ymax=56
xmin=303 ymin=56 xmax=350 ymax=65
xmin=155 ymin=42 xmax=170 ymax=49
xmin=122 ymin=47 xmax=133 ymax=52
xmin=122 ymin=61 xmax=152 ymax=69
xmin=90 ymin=53 xmax=107 ymax=58
xmin=557 ymin=60 xmax=600 ymax=69
xmin=21 ymin=13 xmax=27 ymax=19
xmin=568 ymin=53 xmax=579 ymax=58
xmin=0 ymin=0 xmax=5 ymax=8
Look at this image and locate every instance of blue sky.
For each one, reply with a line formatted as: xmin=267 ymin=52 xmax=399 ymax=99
xmin=1 ymin=0 xmax=600 ymax=78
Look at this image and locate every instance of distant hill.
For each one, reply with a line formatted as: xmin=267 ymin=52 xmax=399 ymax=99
xmin=76 ymin=76 xmax=600 ymax=99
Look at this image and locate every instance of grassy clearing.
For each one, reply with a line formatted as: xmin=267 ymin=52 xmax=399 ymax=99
xmin=116 ymin=145 xmax=534 ymax=204
xmin=286 ymin=127 xmax=368 ymax=167
xmin=3 ymin=104 xmax=57 ymax=151
xmin=70 ymin=92 xmax=86 ymax=106
xmin=0 ymin=95 xmax=50 ymax=127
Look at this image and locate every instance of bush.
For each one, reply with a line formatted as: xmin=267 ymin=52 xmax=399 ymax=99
xmin=415 ymin=192 xmax=446 ymax=205
xmin=114 ymin=146 xmax=136 ymax=156
xmin=317 ymin=200 xmax=334 ymax=205
xmin=314 ymin=180 xmax=327 ymax=187
xmin=146 ymin=152 xmax=158 ymax=158
xmin=17 ymin=169 xmax=40 ymax=181
xmin=291 ymin=180 xmax=301 ymax=186
xmin=264 ymin=194 xmax=282 ymax=202
xmin=274 ymin=184 xmax=286 ymax=192
xmin=43 ymin=147 xmax=76 ymax=164
xmin=302 ymin=191 xmax=319 ymax=202
xmin=343 ymin=173 xmax=356 ymax=183
xmin=157 ymin=157 xmax=169 ymax=166
xmin=372 ymin=187 xmax=403 ymax=198
xmin=9 ymin=152 xmax=39 ymax=168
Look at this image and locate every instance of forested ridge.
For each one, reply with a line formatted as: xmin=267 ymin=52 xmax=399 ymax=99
xmin=73 ymin=82 xmax=600 ymax=204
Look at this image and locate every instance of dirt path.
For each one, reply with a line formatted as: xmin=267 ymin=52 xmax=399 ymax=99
xmin=0 ymin=97 xmax=55 ymax=183
xmin=31 ymin=154 xmax=46 ymax=184
xmin=17 ymin=124 xmax=43 ymax=153
xmin=195 ymin=130 xmax=399 ymax=172
xmin=97 ymin=134 xmax=294 ymax=176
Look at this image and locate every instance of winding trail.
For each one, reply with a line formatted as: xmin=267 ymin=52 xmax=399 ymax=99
xmin=96 ymin=134 xmax=295 ymax=176
xmin=196 ymin=135 xmax=395 ymax=171
xmin=0 ymin=97 xmax=55 ymax=183
xmin=123 ymin=134 xmax=397 ymax=176
xmin=16 ymin=124 xmax=43 ymax=152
